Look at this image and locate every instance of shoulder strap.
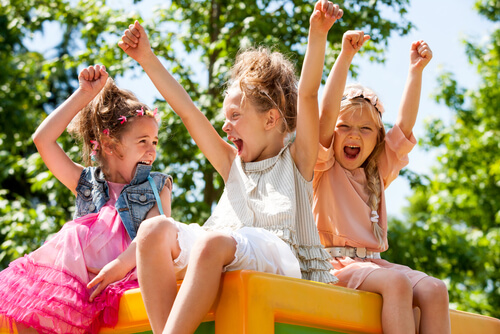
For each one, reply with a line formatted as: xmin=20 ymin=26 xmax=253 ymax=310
xmin=148 ymin=175 xmax=164 ymax=216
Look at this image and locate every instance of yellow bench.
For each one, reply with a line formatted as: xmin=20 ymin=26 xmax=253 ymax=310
xmin=100 ymin=270 xmax=500 ymax=334
xmin=2 ymin=270 xmax=499 ymax=333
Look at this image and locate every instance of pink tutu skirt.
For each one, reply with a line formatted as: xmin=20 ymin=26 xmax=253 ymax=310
xmin=0 ymin=194 xmax=138 ymax=334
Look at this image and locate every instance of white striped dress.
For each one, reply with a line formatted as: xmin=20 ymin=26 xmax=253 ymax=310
xmin=203 ymin=143 xmax=337 ymax=284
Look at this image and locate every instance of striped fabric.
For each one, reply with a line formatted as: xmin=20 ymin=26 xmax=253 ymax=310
xmin=204 ymin=144 xmax=337 ymax=284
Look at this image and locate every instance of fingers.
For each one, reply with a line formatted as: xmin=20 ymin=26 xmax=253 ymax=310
xmin=120 ymin=20 xmax=144 ymax=49
xmin=317 ymin=1 xmax=343 ymax=20
xmin=79 ymin=65 xmax=107 ymax=81
xmin=87 ymin=268 xmax=105 ymax=302
xmin=344 ymin=30 xmax=370 ymax=49
xmin=118 ymin=40 xmax=130 ymax=51
xmin=416 ymin=40 xmax=433 ymax=60
xmin=88 ymin=280 xmax=106 ymax=302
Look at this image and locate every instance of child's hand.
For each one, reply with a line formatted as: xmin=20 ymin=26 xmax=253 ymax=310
xmin=86 ymin=260 xmax=129 ymax=302
xmin=341 ymin=30 xmax=370 ymax=57
xmin=410 ymin=40 xmax=433 ymax=71
xmin=78 ymin=65 xmax=108 ymax=96
xmin=310 ymin=0 xmax=343 ymax=35
xmin=118 ymin=20 xmax=152 ymax=64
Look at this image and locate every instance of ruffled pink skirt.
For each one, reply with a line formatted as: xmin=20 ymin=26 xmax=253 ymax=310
xmin=0 ymin=204 xmax=138 ymax=334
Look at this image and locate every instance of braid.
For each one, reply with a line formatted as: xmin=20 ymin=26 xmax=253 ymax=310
xmin=364 ymin=140 xmax=385 ymax=248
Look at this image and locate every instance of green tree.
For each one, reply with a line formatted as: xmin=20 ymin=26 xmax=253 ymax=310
xmin=132 ymin=0 xmax=413 ymax=223
xmin=384 ymin=0 xmax=500 ymax=318
xmin=0 ymin=0 xmax=413 ymax=268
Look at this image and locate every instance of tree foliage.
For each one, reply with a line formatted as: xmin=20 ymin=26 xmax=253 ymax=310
xmin=1 ymin=0 xmax=413 ymax=269
xmin=384 ymin=1 xmax=500 ymax=317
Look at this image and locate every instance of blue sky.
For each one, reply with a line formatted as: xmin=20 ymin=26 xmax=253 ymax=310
xmin=350 ymin=0 xmax=497 ymax=217
xmin=28 ymin=0 xmax=497 ymax=218
xmin=119 ymin=0 xmax=496 ymax=218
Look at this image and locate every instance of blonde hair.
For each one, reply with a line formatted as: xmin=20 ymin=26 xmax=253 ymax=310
xmin=340 ymin=84 xmax=386 ymax=247
xmin=68 ymin=77 xmax=155 ymax=167
xmin=229 ymin=47 xmax=298 ymax=133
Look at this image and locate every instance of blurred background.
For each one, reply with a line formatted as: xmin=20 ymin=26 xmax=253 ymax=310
xmin=1 ymin=0 xmax=498 ymax=318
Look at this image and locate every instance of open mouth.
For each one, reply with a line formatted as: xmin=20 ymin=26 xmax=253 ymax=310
xmin=344 ymin=145 xmax=360 ymax=160
xmin=232 ymin=139 xmax=243 ymax=155
xmin=138 ymin=160 xmax=153 ymax=166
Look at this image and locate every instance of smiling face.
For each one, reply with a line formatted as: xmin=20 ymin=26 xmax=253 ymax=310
xmin=221 ymin=87 xmax=276 ymax=163
xmin=106 ymin=116 xmax=159 ymax=183
xmin=333 ymin=103 xmax=383 ymax=171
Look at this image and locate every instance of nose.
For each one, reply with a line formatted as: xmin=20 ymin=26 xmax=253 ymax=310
xmin=147 ymin=143 xmax=156 ymax=155
xmin=222 ymin=119 xmax=231 ymax=133
xmin=347 ymin=128 xmax=360 ymax=139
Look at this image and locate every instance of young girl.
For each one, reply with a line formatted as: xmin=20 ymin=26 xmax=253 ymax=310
xmin=119 ymin=1 xmax=342 ymax=333
xmin=313 ymin=30 xmax=450 ymax=333
xmin=0 ymin=65 xmax=172 ymax=334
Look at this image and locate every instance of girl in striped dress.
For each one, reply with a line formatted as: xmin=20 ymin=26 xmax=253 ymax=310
xmin=118 ymin=1 xmax=342 ymax=333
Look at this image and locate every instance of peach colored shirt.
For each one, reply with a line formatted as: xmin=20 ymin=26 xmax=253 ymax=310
xmin=313 ymin=124 xmax=416 ymax=252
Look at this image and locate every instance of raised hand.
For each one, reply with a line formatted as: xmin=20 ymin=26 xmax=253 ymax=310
xmin=78 ymin=65 xmax=108 ymax=96
xmin=342 ymin=30 xmax=371 ymax=57
xmin=310 ymin=0 xmax=343 ymax=34
xmin=410 ymin=40 xmax=433 ymax=71
xmin=118 ymin=20 xmax=152 ymax=64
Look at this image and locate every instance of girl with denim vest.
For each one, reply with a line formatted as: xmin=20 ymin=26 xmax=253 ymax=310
xmin=119 ymin=1 xmax=342 ymax=333
xmin=0 ymin=65 xmax=172 ymax=334
xmin=313 ymin=31 xmax=450 ymax=333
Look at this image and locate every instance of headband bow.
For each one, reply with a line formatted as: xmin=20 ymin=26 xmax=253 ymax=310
xmin=342 ymin=88 xmax=385 ymax=114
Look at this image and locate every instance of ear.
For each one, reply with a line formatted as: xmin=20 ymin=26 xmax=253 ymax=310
xmin=264 ymin=108 xmax=281 ymax=130
xmin=100 ymin=137 xmax=116 ymax=156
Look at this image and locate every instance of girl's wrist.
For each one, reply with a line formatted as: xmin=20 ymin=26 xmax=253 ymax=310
xmin=137 ymin=49 xmax=156 ymax=66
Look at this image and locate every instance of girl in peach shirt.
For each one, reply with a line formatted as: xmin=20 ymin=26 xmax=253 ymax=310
xmin=313 ymin=30 xmax=450 ymax=334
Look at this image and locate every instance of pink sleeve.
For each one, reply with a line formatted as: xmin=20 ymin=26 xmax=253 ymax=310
xmin=313 ymin=139 xmax=336 ymax=189
xmin=315 ymin=138 xmax=335 ymax=172
xmin=378 ymin=124 xmax=417 ymax=189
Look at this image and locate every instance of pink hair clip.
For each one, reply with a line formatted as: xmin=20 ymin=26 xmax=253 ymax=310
xmin=90 ymin=140 xmax=100 ymax=150
xmin=152 ymin=107 xmax=158 ymax=116
xmin=103 ymin=129 xmax=110 ymax=136
xmin=136 ymin=106 xmax=145 ymax=116
xmin=118 ymin=115 xmax=127 ymax=124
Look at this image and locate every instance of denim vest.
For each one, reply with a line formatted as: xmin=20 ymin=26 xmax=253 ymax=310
xmin=74 ymin=164 xmax=171 ymax=240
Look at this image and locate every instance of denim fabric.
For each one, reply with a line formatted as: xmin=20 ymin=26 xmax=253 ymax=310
xmin=74 ymin=164 xmax=171 ymax=240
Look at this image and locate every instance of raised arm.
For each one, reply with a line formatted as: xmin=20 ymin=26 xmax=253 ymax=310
xmin=119 ymin=21 xmax=235 ymax=181
xmin=396 ymin=40 xmax=433 ymax=138
xmin=319 ymin=30 xmax=370 ymax=148
xmin=32 ymin=65 xmax=108 ymax=194
xmin=293 ymin=0 xmax=343 ymax=180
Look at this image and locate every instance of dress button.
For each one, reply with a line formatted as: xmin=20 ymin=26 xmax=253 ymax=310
xmin=139 ymin=194 xmax=147 ymax=202
xmin=84 ymin=189 xmax=91 ymax=197
xmin=89 ymin=204 xmax=96 ymax=211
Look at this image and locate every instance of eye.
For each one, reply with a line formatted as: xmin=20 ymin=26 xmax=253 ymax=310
xmin=153 ymin=140 xmax=158 ymax=146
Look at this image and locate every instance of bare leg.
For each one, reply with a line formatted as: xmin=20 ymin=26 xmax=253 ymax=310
xmin=358 ymin=268 xmax=415 ymax=334
xmin=163 ymin=232 xmax=237 ymax=334
xmin=136 ymin=216 xmax=181 ymax=334
xmin=413 ymin=276 xmax=450 ymax=334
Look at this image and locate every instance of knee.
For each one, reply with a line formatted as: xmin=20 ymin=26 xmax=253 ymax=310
xmin=136 ymin=216 xmax=178 ymax=249
xmin=191 ymin=233 xmax=236 ymax=265
xmin=415 ymin=277 xmax=449 ymax=307
xmin=382 ymin=271 xmax=413 ymax=298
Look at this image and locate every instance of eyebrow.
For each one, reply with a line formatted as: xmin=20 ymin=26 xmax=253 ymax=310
xmin=135 ymin=135 xmax=159 ymax=140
